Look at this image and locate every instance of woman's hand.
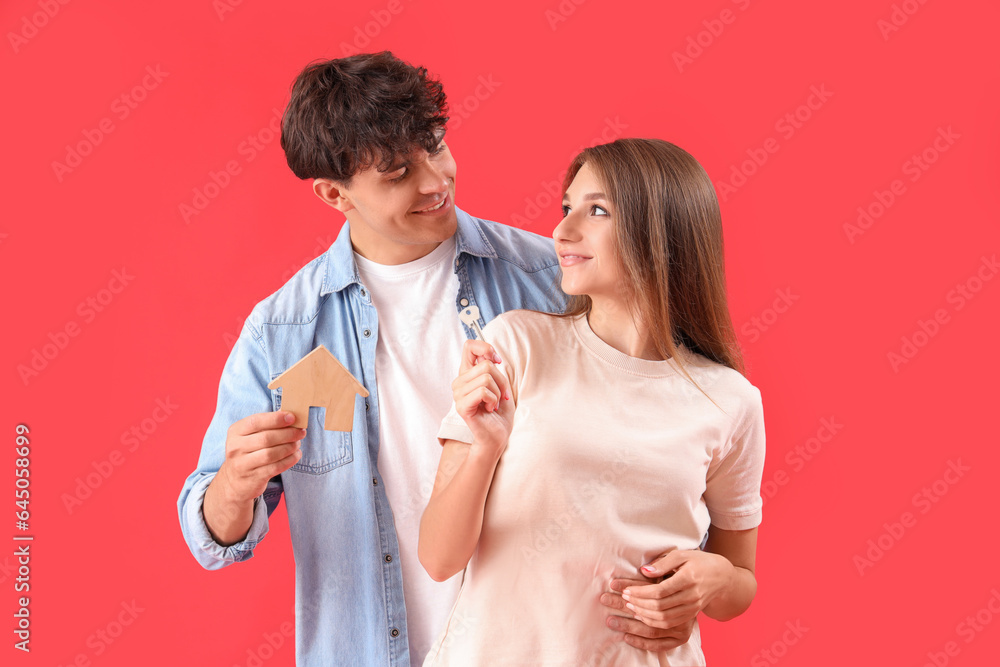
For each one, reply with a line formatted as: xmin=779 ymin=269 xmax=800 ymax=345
xmin=613 ymin=549 xmax=737 ymax=629
xmin=452 ymin=339 xmax=514 ymax=459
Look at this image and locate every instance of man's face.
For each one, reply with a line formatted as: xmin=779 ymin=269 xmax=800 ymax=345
xmin=318 ymin=135 xmax=458 ymax=264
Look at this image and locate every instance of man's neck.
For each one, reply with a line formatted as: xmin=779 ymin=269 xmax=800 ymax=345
xmin=350 ymin=229 xmax=444 ymax=266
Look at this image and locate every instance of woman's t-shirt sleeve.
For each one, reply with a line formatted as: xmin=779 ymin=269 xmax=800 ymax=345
xmin=436 ymin=312 xmax=523 ymax=446
xmin=703 ymin=386 xmax=767 ymax=530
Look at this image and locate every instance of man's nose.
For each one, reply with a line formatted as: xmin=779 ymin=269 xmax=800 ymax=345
xmin=416 ymin=160 xmax=450 ymax=194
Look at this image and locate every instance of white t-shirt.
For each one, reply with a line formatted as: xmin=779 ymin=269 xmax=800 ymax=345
xmin=354 ymin=236 xmax=467 ymax=664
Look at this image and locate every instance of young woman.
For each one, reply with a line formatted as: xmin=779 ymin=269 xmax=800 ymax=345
xmin=418 ymin=138 xmax=766 ymax=666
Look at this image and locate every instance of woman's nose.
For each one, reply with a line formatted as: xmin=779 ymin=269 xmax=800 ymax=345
xmin=553 ymin=211 xmax=579 ymax=242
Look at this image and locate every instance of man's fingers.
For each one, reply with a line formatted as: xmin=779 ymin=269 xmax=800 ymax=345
xmin=607 ymin=614 xmax=676 ymax=638
xmin=607 ymin=614 xmax=699 ymax=651
xmin=610 ymin=577 xmax=654 ymax=593
xmin=599 ymin=591 xmax=629 ymax=612
xmin=622 ymin=633 xmax=686 ymax=652
xmin=243 ymin=441 xmax=302 ymax=473
xmin=251 ymin=426 xmax=308 ymax=451
xmin=231 ymin=411 xmax=295 ymax=436
xmin=266 ymin=447 xmax=303 ymax=477
xmin=633 ymin=602 xmax=700 ymax=626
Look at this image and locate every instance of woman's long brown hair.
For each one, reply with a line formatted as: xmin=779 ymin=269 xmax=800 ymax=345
xmin=556 ymin=138 xmax=746 ymax=411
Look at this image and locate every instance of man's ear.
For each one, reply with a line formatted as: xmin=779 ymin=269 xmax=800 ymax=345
xmin=312 ymin=178 xmax=355 ymax=213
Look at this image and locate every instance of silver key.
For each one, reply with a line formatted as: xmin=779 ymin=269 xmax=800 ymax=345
xmin=458 ymin=305 xmax=487 ymax=341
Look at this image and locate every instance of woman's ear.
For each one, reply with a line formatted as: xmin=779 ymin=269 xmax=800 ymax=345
xmin=312 ymin=178 xmax=355 ymax=213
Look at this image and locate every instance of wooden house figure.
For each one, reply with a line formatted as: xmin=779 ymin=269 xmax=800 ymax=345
xmin=267 ymin=345 xmax=369 ymax=431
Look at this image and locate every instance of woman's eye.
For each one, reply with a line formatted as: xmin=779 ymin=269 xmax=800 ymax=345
xmin=592 ymin=205 xmax=608 ymax=217
xmin=561 ymin=204 xmax=571 ymax=217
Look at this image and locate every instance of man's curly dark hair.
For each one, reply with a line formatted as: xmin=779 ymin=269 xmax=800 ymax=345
xmin=280 ymin=51 xmax=450 ymax=186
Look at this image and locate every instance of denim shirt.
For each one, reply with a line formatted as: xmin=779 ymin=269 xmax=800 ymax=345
xmin=176 ymin=206 xmax=568 ymax=666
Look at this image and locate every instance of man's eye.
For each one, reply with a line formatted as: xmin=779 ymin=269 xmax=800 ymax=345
xmin=389 ymin=169 xmax=407 ymax=183
xmin=431 ymin=142 xmax=446 ymax=156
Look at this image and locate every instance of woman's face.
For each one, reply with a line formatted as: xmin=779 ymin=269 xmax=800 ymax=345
xmin=553 ymin=162 xmax=623 ymax=300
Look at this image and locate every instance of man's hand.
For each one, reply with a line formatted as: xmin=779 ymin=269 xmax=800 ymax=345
xmin=219 ymin=410 xmax=307 ymax=503
xmin=607 ymin=550 xmax=735 ymax=631
xmin=602 ymin=578 xmax=696 ymax=651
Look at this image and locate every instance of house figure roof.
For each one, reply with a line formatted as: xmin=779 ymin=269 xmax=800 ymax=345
xmin=267 ymin=345 xmax=369 ymax=431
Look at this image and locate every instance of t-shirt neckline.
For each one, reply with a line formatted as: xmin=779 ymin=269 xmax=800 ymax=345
xmin=571 ymin=312 xmax=687 ymax=377
xmin=353 ymin=235 xmax=456 ymax=278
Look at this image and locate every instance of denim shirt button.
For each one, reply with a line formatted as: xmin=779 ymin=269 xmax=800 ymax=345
xmin=365 ymin=400 xmax=370 ymax=411
xmin=363 ymin=328 xmax=372 ymax=338
xmin=390 ymin=628 xmax=400 ymax=638
xmin=460 ymin=298 xmax=469 ymax=307
xmin=384 ymin=554 xmax=392 ymax=563
xmin=372 ymin=477 xmax=378 ymax=485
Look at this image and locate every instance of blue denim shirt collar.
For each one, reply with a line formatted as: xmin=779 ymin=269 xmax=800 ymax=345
xmin=321 ymin=206 xmax=498 ymax=295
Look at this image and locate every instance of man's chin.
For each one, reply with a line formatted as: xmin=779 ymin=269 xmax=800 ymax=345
xmin=413 ymin=208 xmax=458 ymax=239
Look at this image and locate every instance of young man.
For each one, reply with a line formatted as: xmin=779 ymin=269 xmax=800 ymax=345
xmin=176 ymin=51 xmax=691 ymax=666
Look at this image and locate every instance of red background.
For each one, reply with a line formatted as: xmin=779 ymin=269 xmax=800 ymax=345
xmin=3 ymin=0 xmax=999 ymax=665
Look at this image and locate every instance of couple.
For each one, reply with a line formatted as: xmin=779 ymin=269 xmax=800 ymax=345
xmin=177 ymin=51 xmax=765 ymax=667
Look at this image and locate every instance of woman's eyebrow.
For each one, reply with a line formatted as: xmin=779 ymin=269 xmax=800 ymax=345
xmin=562 ymin=192 xmax=608 ymax=202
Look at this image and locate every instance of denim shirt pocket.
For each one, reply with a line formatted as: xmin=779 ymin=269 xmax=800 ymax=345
xmin=270 ymin=373 xmax=355 ymax=475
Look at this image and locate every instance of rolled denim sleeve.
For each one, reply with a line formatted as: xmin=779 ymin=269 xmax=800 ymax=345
xmin=177 ymin=313 xmax=284 ymax=570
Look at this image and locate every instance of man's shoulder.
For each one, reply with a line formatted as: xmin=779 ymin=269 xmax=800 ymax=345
xmin=463 ymin=211 xmax=557 ymax=273
xmin=246 ymin=250 xmax=331 ymax=329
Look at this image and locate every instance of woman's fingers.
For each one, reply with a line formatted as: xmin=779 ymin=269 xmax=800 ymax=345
xmin=454 ymin=360 xmax=510 ymax=403
xmin=459 ymin=339 xmax=502 ymax=373
xmin=457 ymin=370 xmax=503 ymax=414
xmin=631 ymin=602 xmax=700 ymax=626
xmin=624 ymin=585 xmax=694 ymax=612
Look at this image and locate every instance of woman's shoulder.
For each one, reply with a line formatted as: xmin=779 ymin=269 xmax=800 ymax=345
xmin=483 ymin=309 xmax=571 ymax=339
xmin=677 ymin=348 xmax=763 ymax=415
xmin=480 ymin=310 xmax=572 ymax=364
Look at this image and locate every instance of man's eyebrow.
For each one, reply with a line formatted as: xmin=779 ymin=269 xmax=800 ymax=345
xmin=381 ymin=159 xmax=410 ymax=174
xmin=562 ymin=192 xmax=607 ymax=202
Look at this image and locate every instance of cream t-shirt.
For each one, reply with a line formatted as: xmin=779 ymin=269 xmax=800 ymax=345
xmin=424 ymin=309 xmax=766 ymax=667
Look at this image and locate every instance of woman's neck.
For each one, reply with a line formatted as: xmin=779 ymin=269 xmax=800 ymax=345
xmin=587 ymin=296 xmax=668 ymax=361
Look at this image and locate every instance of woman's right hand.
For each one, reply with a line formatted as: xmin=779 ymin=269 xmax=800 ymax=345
xmin=452 ymin=339 xmax=514 ymax=459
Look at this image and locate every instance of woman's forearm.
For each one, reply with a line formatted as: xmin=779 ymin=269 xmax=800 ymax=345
xmin=418 ymin=447 xmax=502 ymax=581
xmin=703 ymin=565 xmax=757 ymax=621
